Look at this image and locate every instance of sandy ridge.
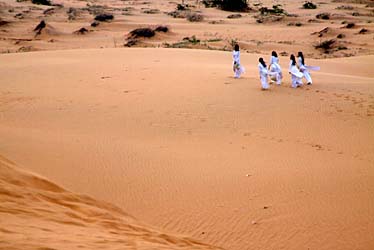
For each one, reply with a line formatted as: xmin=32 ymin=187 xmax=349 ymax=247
xmin=0 ymin=154 xmax=223 ymax=250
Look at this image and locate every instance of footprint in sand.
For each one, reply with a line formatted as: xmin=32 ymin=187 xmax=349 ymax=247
xmin=311 ymin=144 xmax=323 ymax=150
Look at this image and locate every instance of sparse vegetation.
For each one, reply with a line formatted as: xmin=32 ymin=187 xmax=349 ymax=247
xmin=207 ymin=38 xmax=222 ymax=42
xmin=177 ymin=4 xmax=188 ymax=11
xmin=219 ymin=0 xmax=249 ymax=11
xmin=183 ymin=35 xmax=200 ymax=44
xmin=288 ymin=22 xmax=303 ymax=26
xmin=167 ymin=10 xmax=187 ymax=18
xmin=0 ymin=18 xmax=10 ymax=26
xmin=229 ymin=39 xmax=238 ymax=48
xmin=85 ymin=4 xmax=106 ymax=16
xmin=43 ymin=8 xmax=55 ymax=15
xmin=315 ymin=39 xmax=336 ymax=53
xmin=311 ymin=27 xmax=331 ymax=37
xmin=259 ymin=5 xmax=286 ymax=15
xmin=94 ymin=14 xmax=114 ymax=22
xmin=186 ymin=12 xmax=204 ymax=22
xmin=32 ymin=0 xmax=52 ymax=6
xmin=34 ymin=20 xmax=46 ymax=35
xmin=202 ymin=0 xmax=220 ymax=8
xmin=125 ymin=39 xmax=137 ymax=47
xmin=162 ymin=35 xmax=225 ymax=50
xmin=67 ymin=7 xmax=78 ymax=21
xmin=202 ymin=0 xmax=249 ymax=12
xmin=129 ymin=28 xmax=155 ymax=38
xmin=255 ymin=4 xmax=287 ymax=23
xmin=143 ymin=9 xmax=159 ymax=14
xmin=337 ymin=33 xmax=345 ymax=38
xmin=74 ymin=27 xmax=89 ymax=35
xmin=14 ymin=13 xmax=24 ymax=19
xmin=336 ymin=5 xmax=354 ymax=10
xmin=154 ymin=26 xmax=169 ymax=32
xmin=337 ymin=45 xmax=347 ymax=50
xmin=316 ymin=12 xmax=330 ymax=20
xmin=358 ymin=28 xmax=368 ymax=34
xmin=125 ymin=26 xmax=170 ymax=47
xmin=303 ymin=2 xmax=317 ymax=9
xmin=227 ymin=14 xmax=242 ymax=19
xmin=91 ymin=21 xmax=100 ymax=27
xmin=345 ymin=22 xmax=355 ymax=28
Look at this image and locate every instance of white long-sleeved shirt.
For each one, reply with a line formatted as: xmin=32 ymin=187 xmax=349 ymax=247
xmin=233 ymin=50 xmax=240 ymax=64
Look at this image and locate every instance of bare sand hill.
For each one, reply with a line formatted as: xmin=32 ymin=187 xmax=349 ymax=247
xmin=1 ymin=0 xmax=374 ymax=57
xmin=0 ymin=155 xmax=223 ymax=250
xmin=0 ymin=48 xmax=373 ymax=250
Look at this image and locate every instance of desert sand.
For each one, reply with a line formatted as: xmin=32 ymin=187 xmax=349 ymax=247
xmin=1 ymin=0 xmax=374 ymax=250
xmin=0 ymin=155 xmax=223 ymax=250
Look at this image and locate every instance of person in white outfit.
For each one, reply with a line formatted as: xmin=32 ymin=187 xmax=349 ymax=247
xmin=232 ymin=44 xmax=245 ymax=78
xmin=297 ymin=51 xmax=312 ymax=85
xmin=258 ymin=58 xmax=270 ymax=90
xmin=289 ymin=54 xmax=303 ymax=88
xmin=268 ymin=51 xmax=282 ymax=85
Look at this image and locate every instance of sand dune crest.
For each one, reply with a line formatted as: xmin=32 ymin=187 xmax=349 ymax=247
xmin=0 ymin=156 xmax=222 ymax=250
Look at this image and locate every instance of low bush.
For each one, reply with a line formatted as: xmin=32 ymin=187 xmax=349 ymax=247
xmin=154 ymin=26 xmax=168 ymax=32
xmin=303 ymin=2 xmax=317 ymax=9
xmin=314 ymin=39 xmax=336 ymax=53
xmin=32 ymin=0 xmax=51 ymax=6
xmin=316 ymin=12 xmax=330 ymax=19
xmin=259 ymin=5 xmax=286 ymax=15
xmin=94 ymin=14 xmax=114 ymax=22
xmin=345 ymin=22 xmax=355 ymax=28
xmin=187 ymin=12 xmax=204 ymax=22
xmin=227 ymin=14 xmax=242 ymax=19
xmin=202 ymin=0 xmax=249 ymax=12
xmin=358 ymin=28 xmax=368 ymax=34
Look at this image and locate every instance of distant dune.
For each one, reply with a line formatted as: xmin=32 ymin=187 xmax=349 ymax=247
xmin=1 ymin=0 xmax=374 ymax=57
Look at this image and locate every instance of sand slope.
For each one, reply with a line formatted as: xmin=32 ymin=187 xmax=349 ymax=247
xmin=0 ymin=48 xmax=373 ymax=250
xmin=0 ymin=155 xmax=222 ymax=250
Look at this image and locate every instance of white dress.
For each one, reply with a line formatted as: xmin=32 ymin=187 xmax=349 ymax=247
xmin=258 ymin=63 xmax=269 ymax=90
xmin=269 ymin=56 xmax=282 ymax=85
xmin=289 ymin=61 xmax=303 ymax=88
xmin=232 ymin=50 xmax=245 ymax=78
xmin=298 ymin=57 xmax=312 ymax=84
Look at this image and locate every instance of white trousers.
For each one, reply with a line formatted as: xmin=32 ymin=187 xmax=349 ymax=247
xmin=260 ymin=75 xmax=269 ymax=89
xmin=303 ymin=70 xmax=312 ymax=84
xmin=291 ymin=75 xmax=303 ymax=88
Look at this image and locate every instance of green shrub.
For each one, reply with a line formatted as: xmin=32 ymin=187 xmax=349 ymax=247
xmin=316 ymin=12 xmax=330 ymax=20
xmin=260 ymin=5 xmax=286 ymax=15
xmin=203 ymin=0 xmax=249 ymax=12
xmin=32 ymin=0 xmax=52 ymax=6
xmin=303 ymin=2 xmax=317 ymax=9
xmin=315 ymin=39 xmax=336 ymax=53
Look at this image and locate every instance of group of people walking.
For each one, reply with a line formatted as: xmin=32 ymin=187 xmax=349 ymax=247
xmin=232 ymin=44 xmax=319 ymax=90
